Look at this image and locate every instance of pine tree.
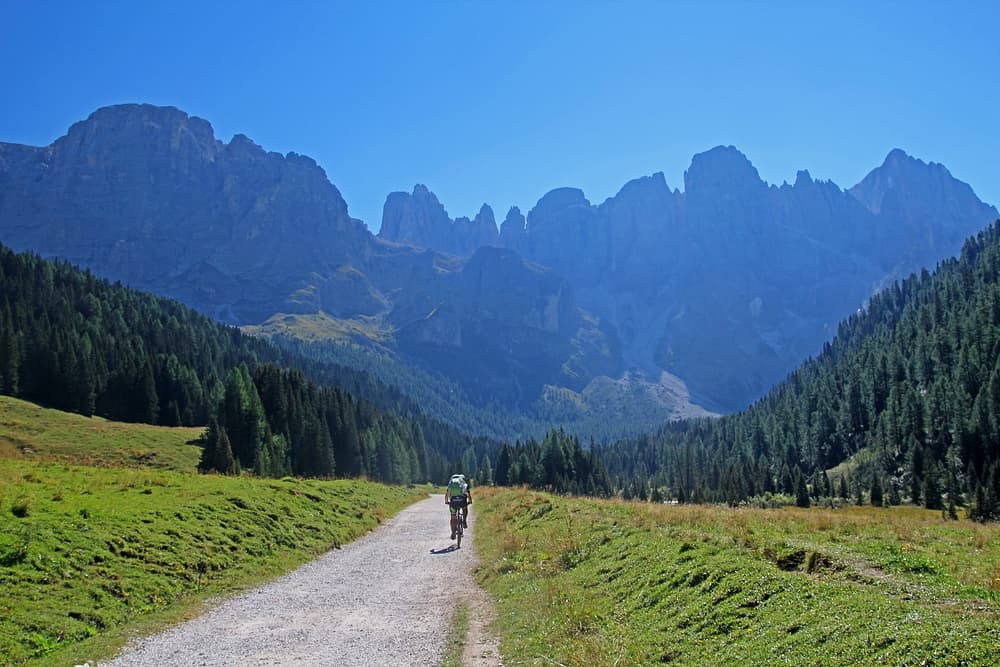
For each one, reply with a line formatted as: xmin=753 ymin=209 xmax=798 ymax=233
xmin=794 ymin=468 xmax=811 ymax=508
xmin=478 ymin=455 xmax=494 ymax=486
xmin=199 ymin=417 xmax=239 ymax=475
xmin=494 ymin=443 xmax=512 ymax=486
xmin=124 ymin=360 xmax=160 ymax=424
xmin=0 ymin=309 xmax=20 ymax=395
xmin=335 ymin=399 xmax=364 ymax=477
xmin=870 ymin=475 xmax=884 ymax=506
xmin=214 ymin=427 xmax=239 ymax=475
xmin=923 ymin=465 xmax=943 ymax=510
xmin=887 ymin=480 xmax=901 ymax=506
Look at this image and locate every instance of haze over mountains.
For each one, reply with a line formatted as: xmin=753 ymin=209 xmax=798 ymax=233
xmin=0 ymin=103 xmax=996 ymax=436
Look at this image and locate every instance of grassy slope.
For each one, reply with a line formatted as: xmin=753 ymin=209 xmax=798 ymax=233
xmin=0 ymin=396 xmax=427 ymax=666
xmin=0 ymin=395 xmax=205 ymax=471
xmin=475 ymin=488 xmax=1000 ymax=666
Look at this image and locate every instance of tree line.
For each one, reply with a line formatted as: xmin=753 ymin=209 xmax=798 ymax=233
xmin=487 ymin=429 xmax=614 ymax=496
xmin=0 ymin=243 xmax=489 ymax=482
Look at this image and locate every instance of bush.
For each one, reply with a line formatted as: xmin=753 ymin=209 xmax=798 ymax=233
xmin=11 ymin=496 xmax=31 ymax=518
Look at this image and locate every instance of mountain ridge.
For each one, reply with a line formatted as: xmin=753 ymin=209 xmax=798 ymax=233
xmin=1 ymin=104 xmax=678 ymax=439
xmin=381 ymin=144 xmax=996 ymax=410
xmin=1 ymin=103 xmax=995 ymax=432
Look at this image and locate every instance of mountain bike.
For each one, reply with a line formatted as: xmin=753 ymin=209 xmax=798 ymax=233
xmin=449 ymin=496 xmax=468 ymax=548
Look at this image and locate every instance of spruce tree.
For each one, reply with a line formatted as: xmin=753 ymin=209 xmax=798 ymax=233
xmin=794 ymin=469 xmax=811 ymax=508
xmin=214 ymin=427 xmax=239 ymax=475
xmin=494 ymin=444 xmax=512 ymax=486
xmin=478 ymin=455 xmax=494 ymax=486
xmin=887 ymin=480 xmax=901 ymax=506
xmin=870 ymin=475 xmax=884 ymax=506
xmin=923 ymin=466 xmax=943 ymax=510
xmin=199 ymin=417 xmax=239 ymax=475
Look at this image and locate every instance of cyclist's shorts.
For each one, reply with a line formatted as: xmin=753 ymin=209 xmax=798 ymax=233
xmin=449 ymin=495 xmax=468 ymax=513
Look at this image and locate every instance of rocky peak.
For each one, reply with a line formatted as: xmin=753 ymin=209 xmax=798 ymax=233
xmin=602 ymin=172 xmax=679 ymax=225
xmin=521 ymin=187 xmax=607 ymax=287
xmin=474 ymin=203 xmax=496 ymax=228
xmin=467 ymin=203 xmax=500 ymax=248
xmin=0 ymin=103 xmax=366 ymax=323
xmin=793 ymin=169 xmax=813 ymax=187
xmin=683 ymin=145 xmax=765 ymax=198
xmin=613 ymin=171 xmax=671 ymax=200
xmin=378 ymin=185 xmax=497 ymax=256
xmin=501 ymin=206 xmax=525 ymax=231
xmin=848 ymin=148 xmax=998 ymax=266
xmin=849 ymin=148 xmax=970 ymax=214
xmin=499 ymin=206 xmax=527 ymax=250
xmin=225 ymin=133 xmax=265 ymax=159
xmin=379 ymin=184 xmax=451 ymax=249
xmin=527 ymin=187 xmax=591 ymax=229
xmin=56 ymin=104 xmax=220 ymax=165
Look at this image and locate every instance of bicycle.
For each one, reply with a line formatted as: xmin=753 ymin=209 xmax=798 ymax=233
xmin=449 ymin=496 xmax=468 ymax=548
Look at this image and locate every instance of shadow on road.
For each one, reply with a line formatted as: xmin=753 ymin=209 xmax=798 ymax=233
xmin=430 ymin=545 xmax=459 ymax=554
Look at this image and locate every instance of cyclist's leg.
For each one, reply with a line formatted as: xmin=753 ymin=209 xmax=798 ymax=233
xmin=449 ymin=505 xmax=458 ymax=539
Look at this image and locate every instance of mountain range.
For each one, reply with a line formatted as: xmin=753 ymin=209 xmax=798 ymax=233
xmin=380 ymin=143 xmax=996 ymax=411
xmin=1 ymin=104 xmax=995 ymax=436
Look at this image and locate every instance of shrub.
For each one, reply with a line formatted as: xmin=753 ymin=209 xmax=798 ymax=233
xmin=11 ymin=495 xmax=31 ymax=518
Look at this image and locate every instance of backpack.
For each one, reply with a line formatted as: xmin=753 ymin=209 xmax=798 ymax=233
xmin=448 ymin=477 xmax=466 ymax=497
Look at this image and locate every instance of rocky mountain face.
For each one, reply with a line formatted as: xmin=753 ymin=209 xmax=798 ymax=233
xmin=0 ymin=104 xmax=622 ymax=417
xmin=389 ymin=145 xmax=997 ymax=411
xmin=0 ymin=104 xmax=371 ymax=324
xmin=557 ymin=148 xmax=993 ymax=411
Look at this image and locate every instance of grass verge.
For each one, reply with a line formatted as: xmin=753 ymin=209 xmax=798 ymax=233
xmin=474 ymin=488 xmax=1000 ymax=666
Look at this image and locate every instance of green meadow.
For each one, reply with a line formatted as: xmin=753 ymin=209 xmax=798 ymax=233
xmin=474 ymin=488 xmax=1000 ymax=666
xmin=0 ymin=396 xmax=205 ymax=472
xmin=0 ymin=396 xmax=426 ymax=666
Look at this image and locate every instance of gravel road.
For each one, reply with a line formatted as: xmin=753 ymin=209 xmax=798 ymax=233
xmin=103 ymin=494 xmax=488 ymax=666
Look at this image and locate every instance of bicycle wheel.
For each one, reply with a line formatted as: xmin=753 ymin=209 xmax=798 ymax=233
xmin=456 ymin=523 xmax=463 ymax=548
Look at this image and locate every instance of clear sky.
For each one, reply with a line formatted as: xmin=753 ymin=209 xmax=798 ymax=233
xmin=2 ymin=1 xmax=997 ymax=231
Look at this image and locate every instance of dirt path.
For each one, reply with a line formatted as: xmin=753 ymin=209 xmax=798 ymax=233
xmin=103 ymin=494 xmax=501 ymax=666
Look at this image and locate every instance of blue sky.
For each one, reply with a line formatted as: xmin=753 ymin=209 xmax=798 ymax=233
xmin=2 ymin=1 xmax=997 ymax=231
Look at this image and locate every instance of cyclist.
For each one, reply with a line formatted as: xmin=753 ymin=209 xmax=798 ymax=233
xmin=445 ymin=473 xmax=472 ymax=540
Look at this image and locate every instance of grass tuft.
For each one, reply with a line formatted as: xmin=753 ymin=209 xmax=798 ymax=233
xmin=441 ymin=602 xmax=470 ymax=667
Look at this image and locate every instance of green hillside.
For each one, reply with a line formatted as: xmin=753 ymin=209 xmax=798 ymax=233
xmin=600 ymin=221 xmax=1000 ymax=517
xmin=0 ymin=399 xmax=426 ymax=666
